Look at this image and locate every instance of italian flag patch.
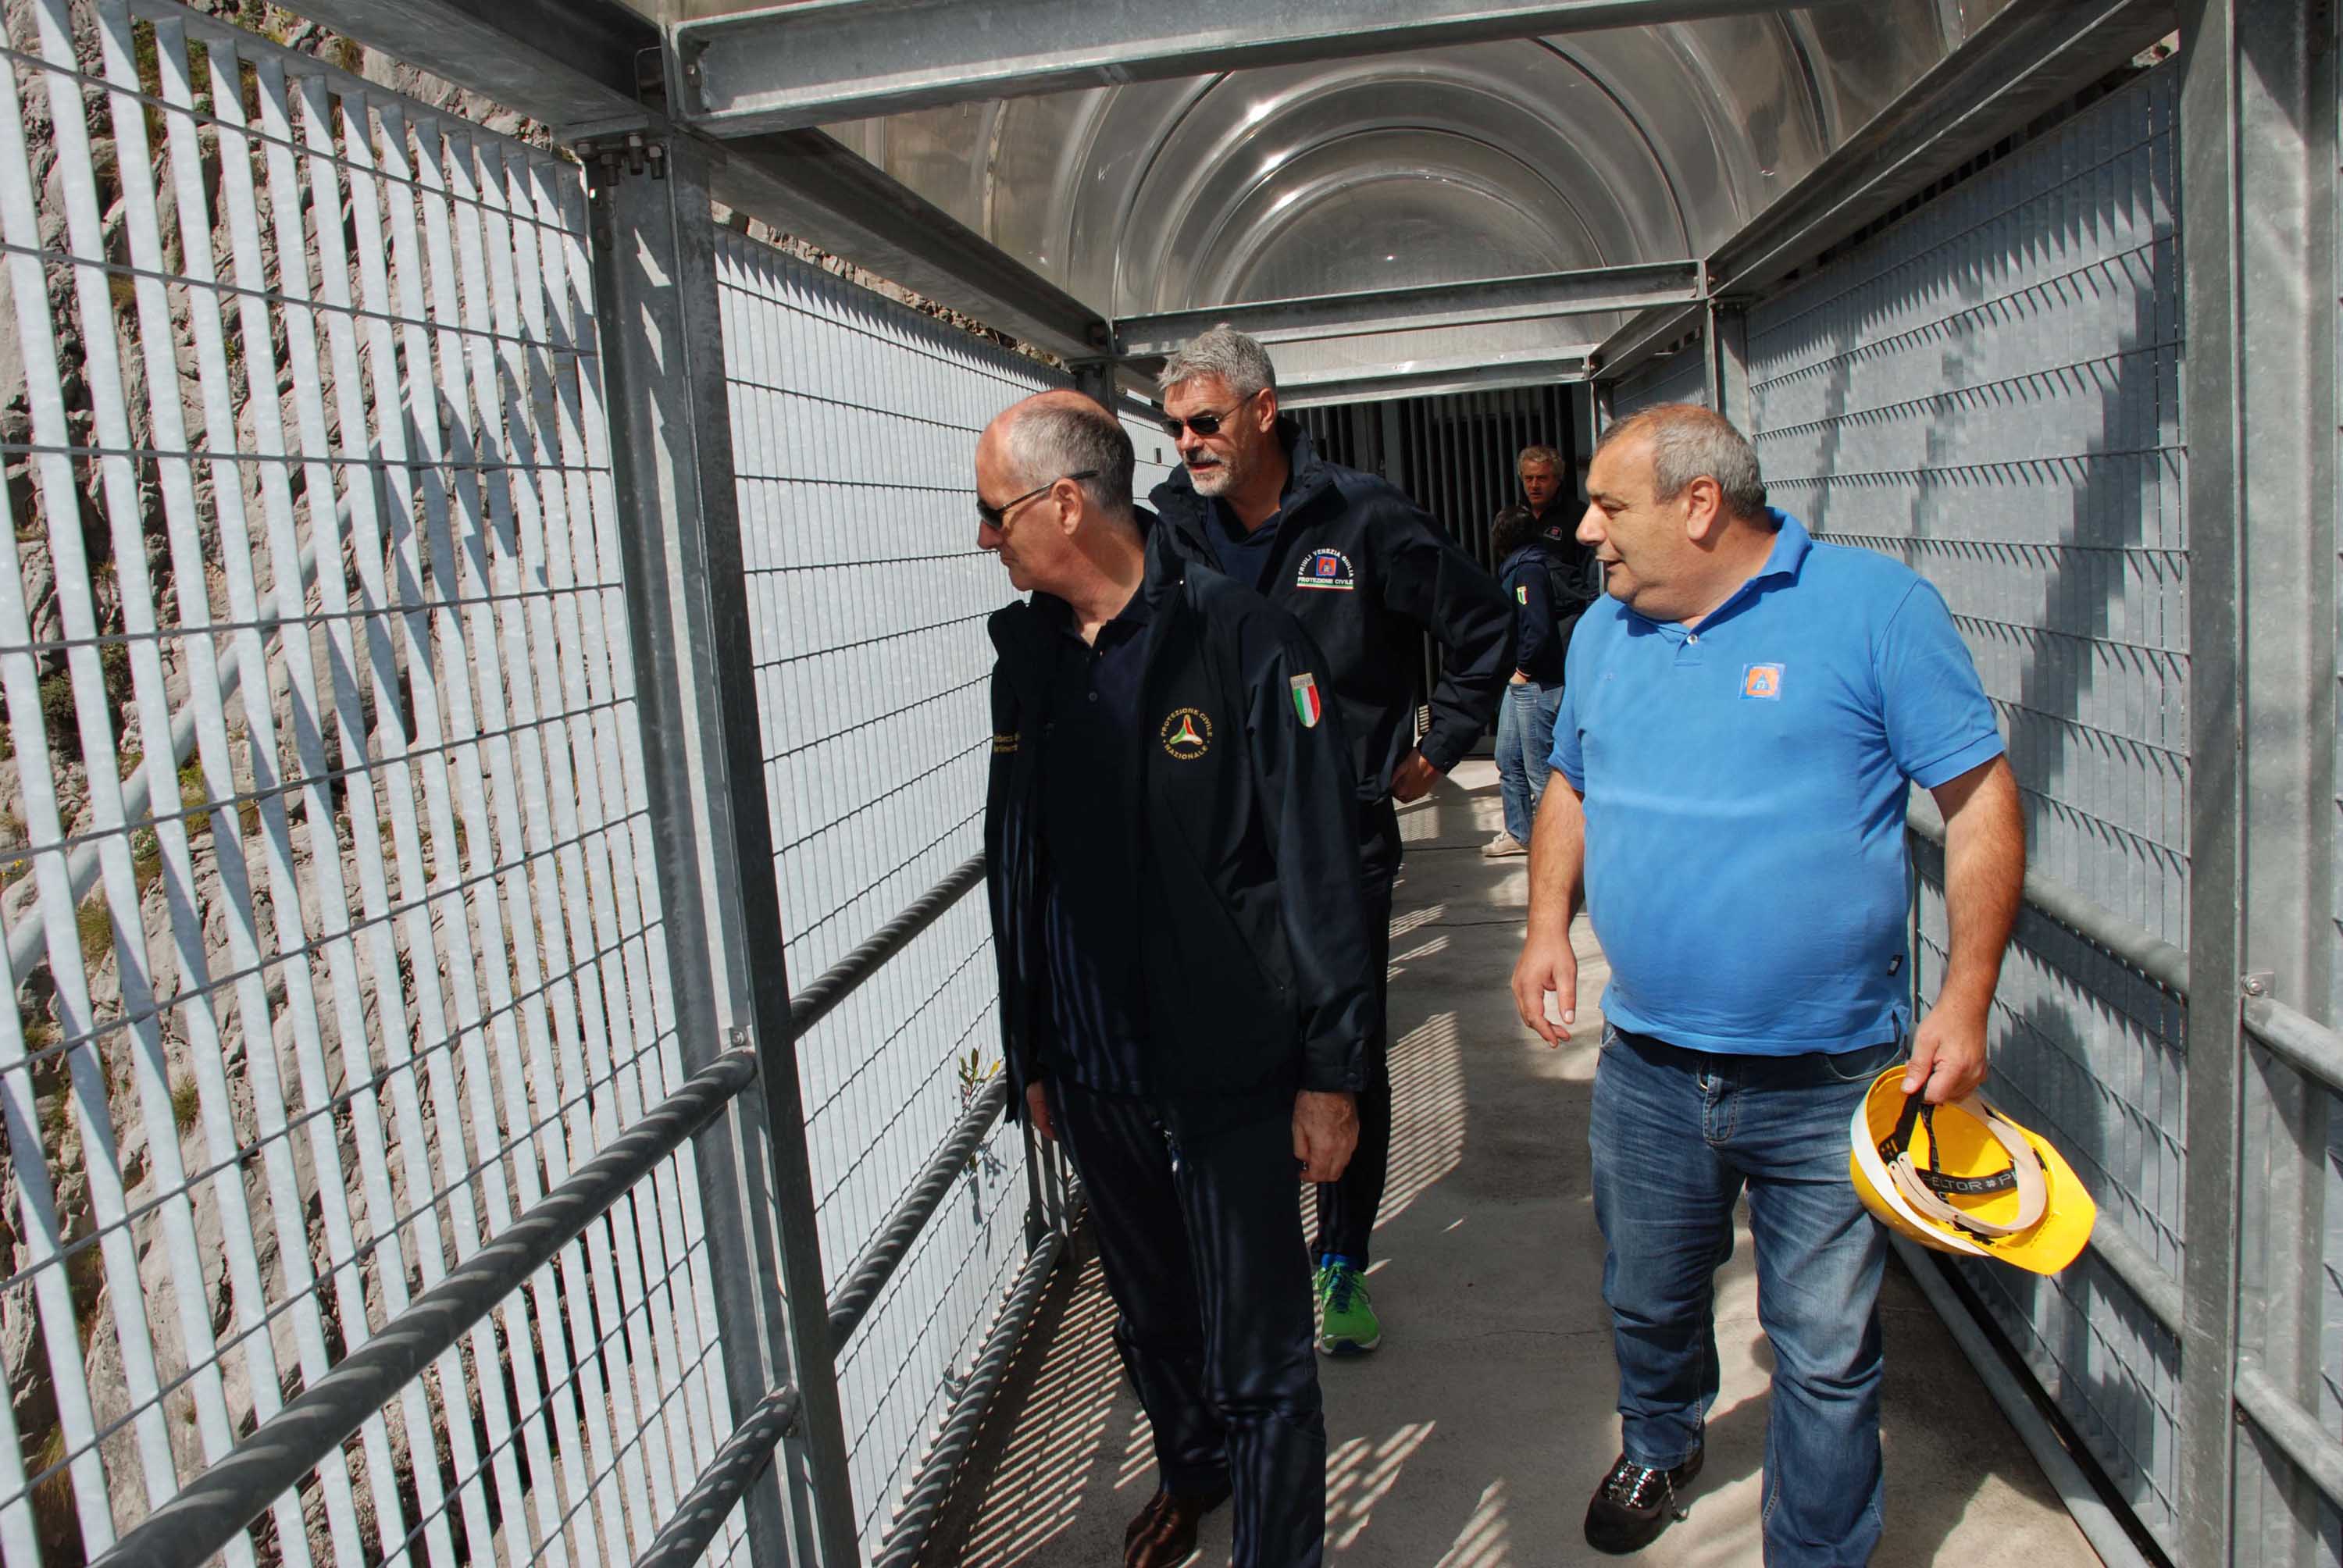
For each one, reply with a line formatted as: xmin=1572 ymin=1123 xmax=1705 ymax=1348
xmin=1289 ymin=672 xmax=1323 ymax=727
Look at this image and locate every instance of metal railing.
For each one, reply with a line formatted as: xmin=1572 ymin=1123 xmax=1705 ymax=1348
xmin=80 ymin=854 xmax=1036 ymax=1567
xmin=1907 ymin=802 xmax=2343 ymax=1544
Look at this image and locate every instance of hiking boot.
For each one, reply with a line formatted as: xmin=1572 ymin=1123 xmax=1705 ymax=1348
xmin=1583 ymin=1445 xmax=1703 ymax=1554
xmin=1482 ymin=830 xmax=1528 ymax=859
xmin=1314 ymin=1257 xmax=1382 ymax=1356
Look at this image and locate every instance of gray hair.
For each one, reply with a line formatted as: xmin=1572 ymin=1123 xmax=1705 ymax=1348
xmin=1159 ymin=326 xmax=1278 ymax=401
xmin=1596 ymin=403 xmax=1766 ymax=519
xmin=1517 ymin=444 xmax=1561 ymax=474
xmin=1003 ymin=397 xmax=1136 ymax=516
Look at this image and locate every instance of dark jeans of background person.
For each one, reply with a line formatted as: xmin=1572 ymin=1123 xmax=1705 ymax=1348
xmin=1494 ymin=679 xmax=1565 ymax=846
xmin=1589 ymin=1027 xmax=1903 ymax=1568
xmin=1050 ymin=1080 xmax=1328 ymax=1568
xmin=1314 ymin=796 xmax=1400 ymax=1266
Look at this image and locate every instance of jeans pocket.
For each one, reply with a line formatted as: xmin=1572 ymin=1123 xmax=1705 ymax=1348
xmin=1820 ymin=1036 xmax=1905 ymax=1084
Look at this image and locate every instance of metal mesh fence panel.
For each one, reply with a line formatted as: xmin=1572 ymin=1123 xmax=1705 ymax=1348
xmin=711 ymin=230 xmax=1057 ymax=1558
xmin=1746 ymin=66 xmax=2188 ymax=1554
xmin=0 ymin=2 xmax=733 ymax=1564
xmin=1607 ymin=344 xmax=1708 ymax=419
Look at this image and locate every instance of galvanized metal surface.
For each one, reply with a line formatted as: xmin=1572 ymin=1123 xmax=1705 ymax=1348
xmin=1607 ymin=341 xmax=1710 ymax=416
xmin=711 ymin=226 xmax=1050 ymax=1556
xmin=1742 ymin=69 xmax=2189 ymax=1551
xmin=0 ymin=3 xmax=729 ymax=1563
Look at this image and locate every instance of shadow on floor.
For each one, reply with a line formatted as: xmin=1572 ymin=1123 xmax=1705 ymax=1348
xmin=928 ymin=766 xmax=2098 ymax=1566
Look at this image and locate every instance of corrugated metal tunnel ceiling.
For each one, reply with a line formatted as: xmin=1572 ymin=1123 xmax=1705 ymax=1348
xmin=637 ymin=2 xmax=2012 ymax=377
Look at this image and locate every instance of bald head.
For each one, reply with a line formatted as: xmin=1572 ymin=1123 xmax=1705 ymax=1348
xmin=978 ymin=390 xmax=1136 ymax=520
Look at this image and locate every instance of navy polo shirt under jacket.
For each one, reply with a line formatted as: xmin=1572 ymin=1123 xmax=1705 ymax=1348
xmin=1036 ymin=587 xmax=1152 ymax=1092
xmin=1550 ymin=512 xmax=2004 ymax=1057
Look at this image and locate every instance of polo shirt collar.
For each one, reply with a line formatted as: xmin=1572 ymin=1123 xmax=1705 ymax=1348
xmin=1674 ymin=509 xmax=1809 ymax=632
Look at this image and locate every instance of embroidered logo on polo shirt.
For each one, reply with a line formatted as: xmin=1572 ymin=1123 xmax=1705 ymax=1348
xmin=1296 ymin=548 xmax=1356 ymax=590
xmin=1160 ymin=707 xmax=1214 ymax=759
xmin=1741 ymin=663 xmax=1785 ymax=700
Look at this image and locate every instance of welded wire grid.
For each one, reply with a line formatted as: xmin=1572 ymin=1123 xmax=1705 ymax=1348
xmin=1753 ymin=67 xmax=2188 ymax=1556
xmin=1750 ymin=66 xmax=2187 ymax=949
xmin=1913 ymin=844 xmax=2184 ymax=1550
xmin=712 ymin=230 xmax=1053 ymax=1555
xmin=1606 ymin=344 xmax=1708 ymax=419
xmin=0 ymin=3 xmax=736 ymax=1564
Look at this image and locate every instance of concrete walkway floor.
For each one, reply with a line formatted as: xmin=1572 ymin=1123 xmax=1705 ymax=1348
xmin=939 ymin=764 xmax=2101 ymax=1567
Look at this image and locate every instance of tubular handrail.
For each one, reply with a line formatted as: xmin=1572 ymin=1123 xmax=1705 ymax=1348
xmin=87 ymin=856 xmax=990 ymax=1568
xmin=2240 ymin=992 xmax=2343 ymax=1096
xmin=633 ymin=1383 xmax=808 ymax=1568
xmin=791 ymin=855 xmax=989 ymax=1039
xmin=872 ymin=1226 xmax=1067 ymax=1568
xmin=2232 ymin=1358 xmax=2343 ymax=1510
xmin=1905 ymin=801 xmax=2188 ymax=996
xmin=829 ymin=1074 xmax=1013 ymax=1348
xmin=633 ymin=1067 xmax=1018 ymax=1566
xmin=89 ymin=1049 xmax=762 ymax=1568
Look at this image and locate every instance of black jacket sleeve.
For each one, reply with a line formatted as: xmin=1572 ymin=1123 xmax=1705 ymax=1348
xmin=1375 ymin=496 xmax=1517 ymax=773
xmin=1237 ymin=611 xmax=1379 ymax=1093
xmin=1509 ymin=557 xmax=1554 ymax=679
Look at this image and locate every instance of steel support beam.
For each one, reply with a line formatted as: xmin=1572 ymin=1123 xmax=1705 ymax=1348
xmin=1703 ymin=301 xmax=1751 ymax=426
xmin=1278 ymin=347 xmax=1594 ymax=410
xmin=2178 ymin=6 xmax=2338 ymax=1566
xmin=1113 ymin=262 xmax=1703 ymax=358
xmin=670 ymin=0 xmax=1852 ymax=134
xmin=590 ymin=134 xmax=861 ymax=1568
xmin=269 ymin=0 xmax=654 ymax=134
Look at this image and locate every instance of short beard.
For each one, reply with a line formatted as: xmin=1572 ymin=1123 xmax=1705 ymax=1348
xmin=1187 ymin=447 xmax=1244 ymax=498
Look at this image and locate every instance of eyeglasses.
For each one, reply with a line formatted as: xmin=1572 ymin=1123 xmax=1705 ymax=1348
xmin=1159 ymin=387 xmax=1263 ymax=440
xmin=977 ymin=469 xmax=1098 ymax=531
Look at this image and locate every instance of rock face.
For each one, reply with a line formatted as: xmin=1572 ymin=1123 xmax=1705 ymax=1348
xmin=0 ymin=4 xmax=580 ymax=1563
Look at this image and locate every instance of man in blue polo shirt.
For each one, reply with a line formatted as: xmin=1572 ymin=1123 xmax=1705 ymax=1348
xmin=1509 ymin=404 xmax=2024 ymax=1564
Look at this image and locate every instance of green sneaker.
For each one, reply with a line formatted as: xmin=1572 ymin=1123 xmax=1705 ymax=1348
xmin=1314 ymin=1258 xmax=1382 ymax=1356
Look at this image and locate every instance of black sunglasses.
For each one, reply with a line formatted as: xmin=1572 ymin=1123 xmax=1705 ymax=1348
xmin=977 ymin=469 xmax=1099 ymax=530
xmin=1159 ymin=387 xmax=1263 ymax=440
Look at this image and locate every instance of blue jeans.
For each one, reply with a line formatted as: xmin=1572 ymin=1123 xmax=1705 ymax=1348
xmin=1589 ymin=1027 xmax=1901 ymax=1567
xmin=1494 ymin=679 xmax=1564 ymax=844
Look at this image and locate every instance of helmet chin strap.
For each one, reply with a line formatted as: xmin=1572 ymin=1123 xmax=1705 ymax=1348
xmin=1877 ymin=1092 xmax=2049 ymax=1241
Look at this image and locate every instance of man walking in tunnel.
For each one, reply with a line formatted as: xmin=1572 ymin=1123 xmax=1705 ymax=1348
xmin=1509 ymin=404 xmax=2025 ymax=1563
xmin=1146 ymin=328 xmax=1516 ymax=1358
xmin=976 ymin=390 xmax=1381 ymax=1567
xmin=1485 ymin=444 xmax=1600 ymax=859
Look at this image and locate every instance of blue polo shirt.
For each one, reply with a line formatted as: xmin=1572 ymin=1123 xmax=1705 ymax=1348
xmin=1550 ymin=512 xmax=2003 ymax=1056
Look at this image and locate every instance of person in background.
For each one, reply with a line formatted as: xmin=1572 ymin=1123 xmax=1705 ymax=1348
xmin=1510 ymin=404 xmax=2024 ymax=1563
xmin=978 ymin=390 xmax=1378 ymax=1568
xmin=1144 ymin=328 xmax=1514 ymax=1359
xmin=1485 ymin=447 xmax=1598 ymax=858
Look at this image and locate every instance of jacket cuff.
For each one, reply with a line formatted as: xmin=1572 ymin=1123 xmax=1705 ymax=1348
xmin=1301 ymin=1045 xmax=1364 ymax=1094
xmin=1416 ymin=725 xmax=1471 ymax=775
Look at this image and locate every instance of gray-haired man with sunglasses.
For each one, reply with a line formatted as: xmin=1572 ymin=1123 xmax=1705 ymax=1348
xmin=1147 ymin=328 xmax=1517 ymax=1357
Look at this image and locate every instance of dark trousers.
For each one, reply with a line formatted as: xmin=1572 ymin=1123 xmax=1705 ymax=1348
xmin=1312 ymin=796 xmax=1400 ymax=1264
xmin=1050 ymin=1080 xmax=1327 ymax=1568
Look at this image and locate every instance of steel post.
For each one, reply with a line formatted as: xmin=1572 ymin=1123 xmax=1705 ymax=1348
xmin=590 ymin=130 xmax=861 ymax=1568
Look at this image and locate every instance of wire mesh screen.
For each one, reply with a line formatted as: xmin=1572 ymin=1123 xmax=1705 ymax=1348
xmin=1749 ymin=66 xmax=2187 ymax=949
xmin=0 ymin=2 xmax=735 ymax=1565
xmin=1745 ymin=66 xmax=2188 ymax=1553
xmin=711 ymin=230 xmax=1054 ymax=1556
xmin=1606 ymin=344 xmax=1708 ymax=419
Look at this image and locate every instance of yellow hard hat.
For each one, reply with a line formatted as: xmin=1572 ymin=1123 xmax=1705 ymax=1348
xmin=1848 ymin=1070 xmax=2095 ymax=1275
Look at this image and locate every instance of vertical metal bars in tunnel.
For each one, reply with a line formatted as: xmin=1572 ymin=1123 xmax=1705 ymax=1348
xmin=0 ymin=1 xmax=730 ymax=1563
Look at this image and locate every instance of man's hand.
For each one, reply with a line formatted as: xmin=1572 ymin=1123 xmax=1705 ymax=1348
xmin=1025 ymin=1081 xmax=1057 ymax=1141
xmin=1389 ymin=749 xmax=1441 ymax=804
xmin=1511 ymin=927 xmax=1578 ymax=1046
xmin=1902 ymin=1000 xmax=1988 ymax=1104
xmin=1293 ymin=1090 xmax=1358 ymax=1183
